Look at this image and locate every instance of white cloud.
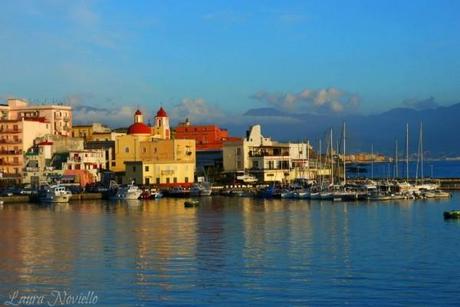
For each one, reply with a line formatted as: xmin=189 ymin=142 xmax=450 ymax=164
xmin=402 ymin=96 xmax=439 ymax=110
xmin=250 ymin=87 xmax=360 ymax=114
xmin=65 ymin=94 xmax=136 ymax=127
xmin=170 ymin=98 xmax=226 ymax=123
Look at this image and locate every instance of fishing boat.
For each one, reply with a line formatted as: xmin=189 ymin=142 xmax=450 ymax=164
xmin=40 ymin=184 xmax=72 ymax=204
xmin=110 ymin=181 xmax=142 ymax=200
xmin=280 ymin=189 xmax=297 ymax=199
xmin=190 ymin=182 xmax=212 ymax=197
xmin=184 ymin=199 xmax=200 ymax=208
xmin=294 ymin=190 xmax=310 ymax=199
xmin=443 ymin=210 xmax=460 ymax=219
xmin=167 ymin=186 xmax=190 ymax=197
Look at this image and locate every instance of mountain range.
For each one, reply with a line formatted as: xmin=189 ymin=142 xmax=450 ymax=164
xmin=224 ymin=103 xmax=460 ymax=157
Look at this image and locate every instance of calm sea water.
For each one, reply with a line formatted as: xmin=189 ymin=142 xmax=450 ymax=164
xmin=1 ymin=195 xmax=460 ymax=306
xmin=348 ymin=160 xmax=460 ymax=179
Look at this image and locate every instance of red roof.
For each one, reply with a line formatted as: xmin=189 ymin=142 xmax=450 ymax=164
xmin=156 ymin=107 xmax=168 ymax=117
xmin=135 ymin=109 xmax=142 ymax=115
xmin=127 ymin=122 xmax=151 ymax=135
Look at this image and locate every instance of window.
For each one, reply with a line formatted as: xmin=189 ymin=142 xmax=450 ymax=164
xmin=143 ymin=147 xmax=147 ymax=153
xmin=236 ymin=148 xmax=241 ymax=155
xmin=125 ymin=147 xmax=129 ymax=153
xmin=111 ymin=162 xmax=116 ymax=167
xmin=166 ymin=178 xmax=170 ymax=184
xmin=156 ymin=178 xmax=160 ymax=184
xmin=145 ymin=166 xmax=149 ymax=172
xmin=132 ymin=166 xmax=136 ymax=172
xmin=185 ymin=177 xmax=189 ymax=183
xmin=145 ymin=178 xmax=150 ymax=185
xmin=173 ymin=177 xmax=177 ymax=183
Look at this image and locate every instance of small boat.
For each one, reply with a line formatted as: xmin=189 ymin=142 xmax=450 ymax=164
xmin=424 ymin=190 xmax=451 ymax=199
xmin=443 ymin=210 xmax=460 ymax=219
xmin=139 ymin=190 xmax=151 ymax=200
xmin=40 ymin=184 xmax=72 ymax=204
xmin=367 ymin=192 xmax=392 ymax=201
xmin=150 ymin=191 xmax=163 ymax=199
xmin=184 ymin=199 xmax=199 ymax=208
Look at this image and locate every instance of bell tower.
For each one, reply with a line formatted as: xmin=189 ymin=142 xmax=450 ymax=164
xmin=154 ymin=107 xmax=170 ymax=139
xmin=134 ymin=109 xmax=144 ymax=123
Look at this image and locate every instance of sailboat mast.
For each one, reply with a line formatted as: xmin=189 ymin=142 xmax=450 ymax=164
xmin=406 ymin=123 xmax=409 ymax=182
xmin=319 ymin=139 xmax=322 ymax=187
xmin=371 ymin=144 xmax=374 ymax=179
xmin=421 ymin=122 xmax=424 ymax=184
xmin=330 ymin=128 xmax=334 ymax=186
xmin=307 ymin=140 xmax=310 ymax=180
xmin=395 ymin=140 xmax=399 ymax=178
xmin=343 ymin=122 xmax=346 ymax=185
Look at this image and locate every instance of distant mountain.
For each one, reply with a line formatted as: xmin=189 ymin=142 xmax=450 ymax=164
xmin=238 ymin=103 xmax=460 ymax=157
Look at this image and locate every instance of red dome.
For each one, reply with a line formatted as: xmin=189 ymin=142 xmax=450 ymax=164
xmin=156 ymin=107 xmax=168 ymax=117
xmin=134 ymin=109 xmax=142 ymax=115
xmin=127 ymin=122 xmax=151 ymax=135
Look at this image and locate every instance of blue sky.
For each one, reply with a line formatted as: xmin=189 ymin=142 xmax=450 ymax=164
xmin=0 ymin=0 xmax=459 ymax=125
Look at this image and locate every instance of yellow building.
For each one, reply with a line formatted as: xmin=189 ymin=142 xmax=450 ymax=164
xmin=92 ymin=131 xmax=126 ymax=141
xmin=71 ymin=123 xmax=111 ymax=141
xmin=113 ymin=108 xmax=196 ymax=186
xmin=125 ymin=160 xmax=195 ymax=186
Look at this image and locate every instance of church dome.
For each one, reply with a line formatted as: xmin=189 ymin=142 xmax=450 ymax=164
xmin=127 ymin=122 xmax=151 ymax=135
xmin=156 ymin=107 xmax=168 ymax=117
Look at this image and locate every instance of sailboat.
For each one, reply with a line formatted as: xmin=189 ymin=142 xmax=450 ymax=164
xmin=414 ymin=122 xmax=439 ymax=193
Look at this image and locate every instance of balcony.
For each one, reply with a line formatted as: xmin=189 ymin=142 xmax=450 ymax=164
xmin=0 ymin=150 xmax=23 ymax=155
xmin=0 ymin=161 xmax=22 ymax=166
xmin=0 ymin=139 xmax=22 ymax=144
xmin=0 ymin=129 xmax=22 ymax=134
xmin=249 ymin=151 xmax=290 ymax=157
xmin=0 ymin=173 xmax=22 ymax=178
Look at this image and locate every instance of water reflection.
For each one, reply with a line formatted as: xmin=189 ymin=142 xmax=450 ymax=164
xmin=0 ymin=195 xmax=459 ymax=305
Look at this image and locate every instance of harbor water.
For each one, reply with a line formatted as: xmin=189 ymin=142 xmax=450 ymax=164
xmin=1 ymin=195 xmax=460 ymax=305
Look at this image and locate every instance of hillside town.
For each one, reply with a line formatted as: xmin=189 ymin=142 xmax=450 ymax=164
xmin=0 ymin=98 xmax=331 ymax=189
xmin=1 ymin=97 xmax=453 ymax=203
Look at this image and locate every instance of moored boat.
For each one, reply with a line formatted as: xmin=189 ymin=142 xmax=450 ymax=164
xmin=167 ymin=186 xmax=190 ymax=197
xmin=184 ymin=199 xmax=200 ymax=207
xmin=110 ymin=182 xmax=142 ymax=200
xmin=40 ymin=184 xmax=72 ymax=204
xmin=444 ymin=210 xmax=460 ymax=219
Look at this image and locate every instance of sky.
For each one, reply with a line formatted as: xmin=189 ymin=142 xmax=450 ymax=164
xmin=0 ymin=0 xmax=459 ymax=126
